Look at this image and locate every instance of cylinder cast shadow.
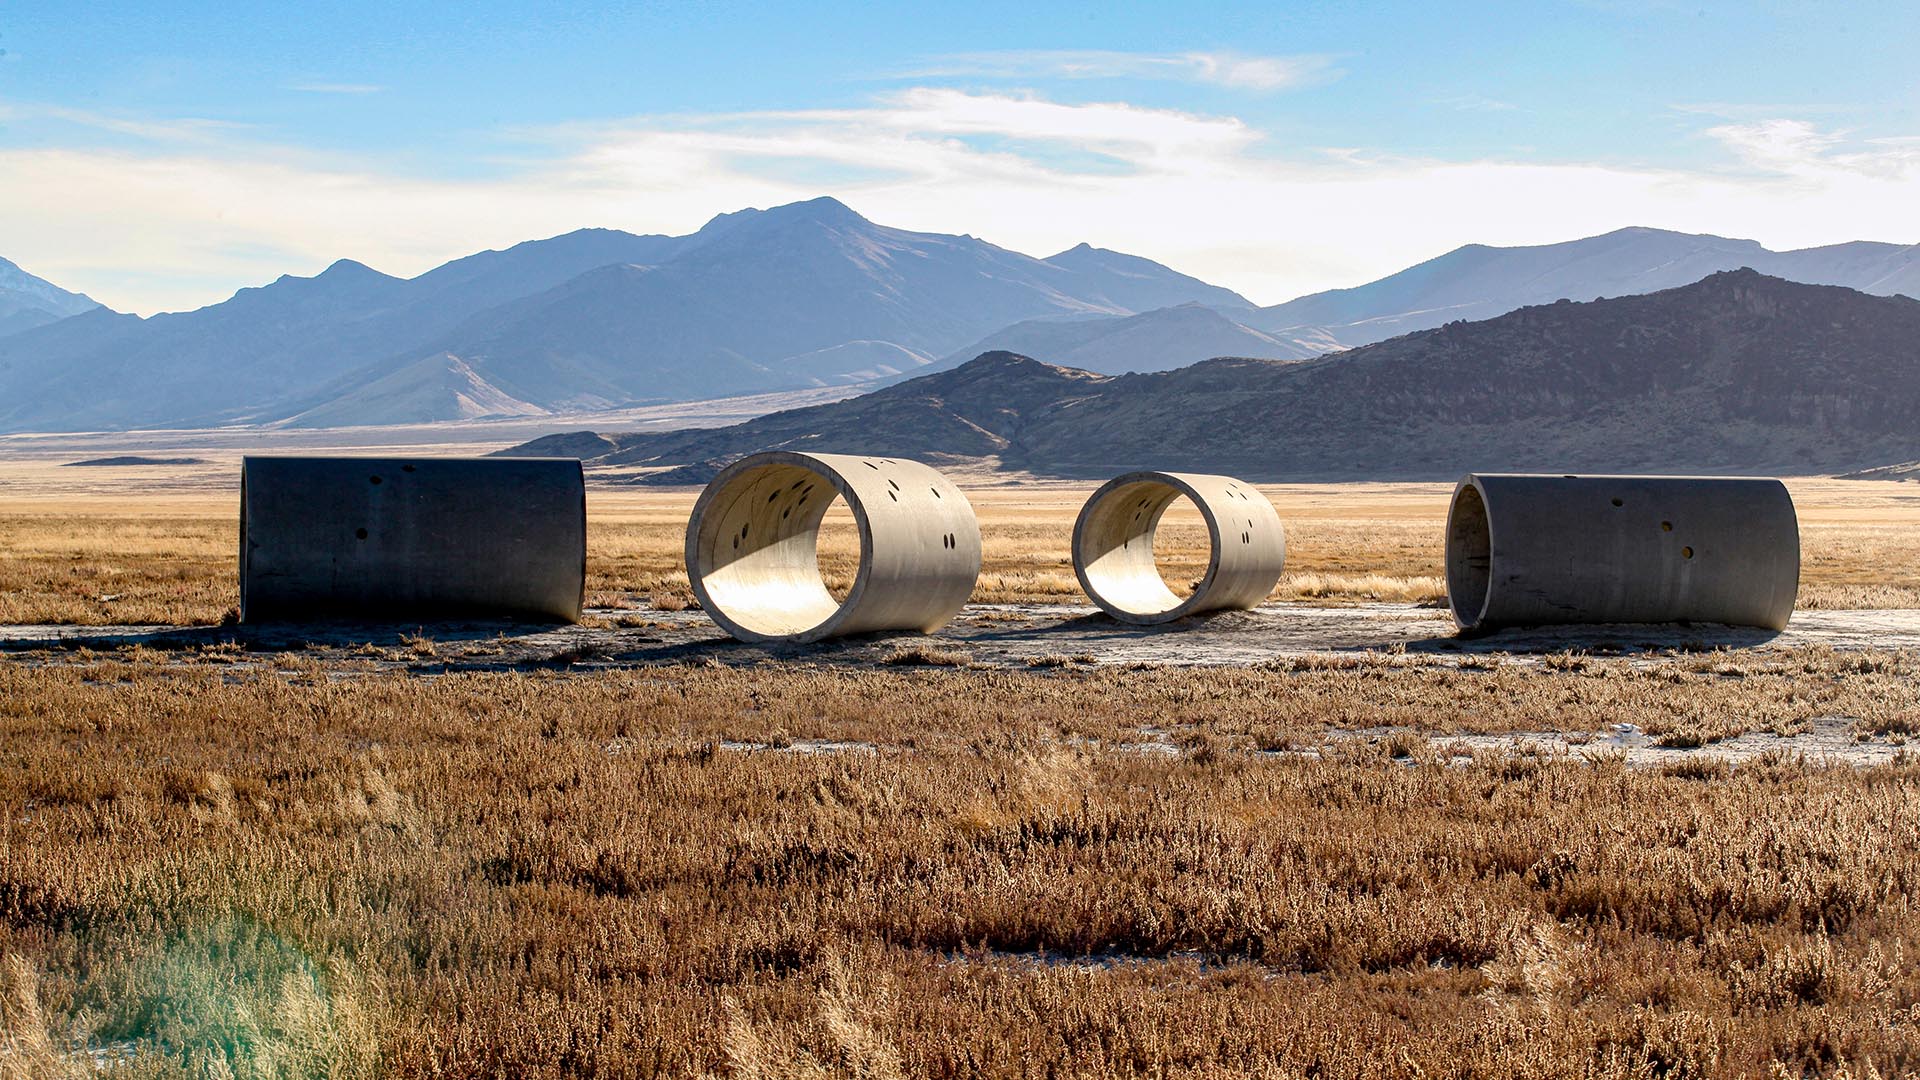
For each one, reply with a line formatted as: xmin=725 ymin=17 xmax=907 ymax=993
xmin=1073 ymin=471 xmax=1286 ymax=625
xmin=685 ymin=451 xmax=982 ymax=643
xmin=239 ymin=456 xmax=586 ymax=623
xmin=1446 ymin=473 xmax=1800 ymax=635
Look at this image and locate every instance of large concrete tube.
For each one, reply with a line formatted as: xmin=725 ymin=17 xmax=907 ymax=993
xmin=240 ymin=456 xmax=585 ymax=623
xmin=1073 ymin=471 xmax=1286 ymax=624
xmin=1446 ymin=473 xmax=1799 ymax=635
xmin=685 ymin=451 xmax=981 ymax=643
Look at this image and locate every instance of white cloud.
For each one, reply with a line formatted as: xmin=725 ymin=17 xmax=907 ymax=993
xmin=1705 ymin=118 xmax=1920 ymax=182
xmin=4 ymin=91 xmax=1919 ymax=316
xmin=897 ymin=50 xmax=1342 ymax=92
xmin=15 ymin=105 xmax=253 ymax=145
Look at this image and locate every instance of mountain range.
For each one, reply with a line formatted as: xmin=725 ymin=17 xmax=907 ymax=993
xmin=503 ymin=271 xmax=1920 ymax=481
xmin=2 ymin=199 xmax=1917 ymax=434
xmin=0 ymin=198 xmax=1244 ymax=432
xmin=0 ymin=257 xmax=102 ymax=339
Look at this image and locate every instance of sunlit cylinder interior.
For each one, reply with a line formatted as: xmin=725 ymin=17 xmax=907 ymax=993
xmin=686 ymin=451 xmax=981 ymax=643
xmin=1072 ymin=471 xmax=1285 ymax=624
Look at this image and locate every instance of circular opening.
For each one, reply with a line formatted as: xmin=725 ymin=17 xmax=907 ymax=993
xmin=1445 ymin=483 xmax=1492 ymax=629
xmin=692 ymin=462 xmax=865 ymax=639
xmin=1076 ymin=479 xmax=1214 ymax=620
xmin=1681 ymin=546 xmax=1694 ymax=560
xmin=1150 ymin=495 xmax=1208 ymax=600
xmin=815 ymin=494 xmax=858 ymax=603
xmin=355 ymin=528 xmax=368 ymax=540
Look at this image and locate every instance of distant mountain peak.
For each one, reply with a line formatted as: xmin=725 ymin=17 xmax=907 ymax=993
xmin=694 ymin=195 xmax=872 ymax=238
xmin=944 ymin=350 xmax=1109 ymax=385
xmin=320 ymin=258 xmax=384 ymax=278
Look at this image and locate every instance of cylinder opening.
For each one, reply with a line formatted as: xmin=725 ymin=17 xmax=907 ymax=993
xmin=814 ymin=493 xmax=860 ymax=603
xmin=692 ymin=462 xmax=865 ymax=639
xmin=1076 ymin=479 xmax=1215 ymax=620
xmin=1446 ymin=482 xmax=1492 ymax=630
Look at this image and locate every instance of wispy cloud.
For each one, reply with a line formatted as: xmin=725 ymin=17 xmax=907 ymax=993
xmin=896 ymin=50 xmax=1342 ymax=92
xmin=286 ymin=82 xmax=385 ymax=95
xmin=4 ymin=91 xmax=1918 ymax=315
xmin=19 ymin=105 xmax=253 ymax=145
xmin=1704 ymin=118 xmax=1920 ymax=181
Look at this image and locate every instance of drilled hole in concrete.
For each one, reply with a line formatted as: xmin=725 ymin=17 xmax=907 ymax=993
xmin=369 ymin=475 xmax=382 ymax=485
xmin=1662 ymin=521 xmax=1673 ymax=532
xmin=1682 ymin=546 xmax=1695 ymax=559
xmin=1611 ymin=497 xmax=1623 ymax=508
xmin=355 ymin=528 xmax=368 ymax=540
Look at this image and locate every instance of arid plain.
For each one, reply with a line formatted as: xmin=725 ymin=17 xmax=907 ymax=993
xmin=5 ymin=446 xmax=1920 ymax=1077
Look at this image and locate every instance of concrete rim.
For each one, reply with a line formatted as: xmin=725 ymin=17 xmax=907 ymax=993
xmin=1445 ymin=476 xmax=1494 ymax=633
xmin=685 ymin=452 xmax=875 ymax=643
xmin=1072 ymin=471 xmax=1231 ymax=625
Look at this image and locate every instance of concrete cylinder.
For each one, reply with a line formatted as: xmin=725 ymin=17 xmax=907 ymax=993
xmin=1446 ymin=473 xmax=1799 ymax=634
xmin=1073 ymin=471 xmax=1286 ymax=624
xmin=685 ymin=451 xmax=981 ymax=643
xmin=240 ymin=456 xmax=585 ymax=622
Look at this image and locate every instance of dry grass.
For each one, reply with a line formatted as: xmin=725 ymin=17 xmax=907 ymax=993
xmin=3 ymin=478 xmax=1917 ymax=625
xmin=3 ymin=656 xmax=1920 ymax=1076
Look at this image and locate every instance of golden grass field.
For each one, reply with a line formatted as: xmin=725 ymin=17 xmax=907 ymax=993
xmin=5 ymin=654 xmax=1920 ymax=1078
xmin=6 ymin=456 xmax=1920 ymax=1076
xmin=3 ymin=464 xmax=1920 ymax=625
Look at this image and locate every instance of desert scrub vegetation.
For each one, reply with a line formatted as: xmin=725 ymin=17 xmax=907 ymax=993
xmin=7 ymin=482 xmax=1920 ymax=624
xmin=4 ymin=658 xmax=1920 ymax=1076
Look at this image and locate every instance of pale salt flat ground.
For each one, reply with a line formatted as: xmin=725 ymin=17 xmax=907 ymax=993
xmin=4 ymin=601 xmax=1917 ymax=767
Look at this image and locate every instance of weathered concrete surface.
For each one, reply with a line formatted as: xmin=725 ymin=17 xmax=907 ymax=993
xmin=7 ymin=603 xmax=1919 ymax=674
xmin=1073 ymin=471 xmax=1285 ymax=624
xmin=686 ymin=451 xmax=981 ymax=642
xmin=1447 ymin=474 xmax=1800 ymax=633
xmin=241 ymin=456 xmax=584 ymax=622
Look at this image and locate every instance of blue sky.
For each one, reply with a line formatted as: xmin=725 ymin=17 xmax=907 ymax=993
xmin=3 ymin=1 xmax=1917 ymax=313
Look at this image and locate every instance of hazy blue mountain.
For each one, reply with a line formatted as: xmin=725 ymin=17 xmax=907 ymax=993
xmin=905 ymin=226 xmax=1920 ymax=376
xmin=923 ymin=302 xmax=1326 ymax=377
xmin=0 ymin=197 xmax=1250 ymax=431
xmin=0 ymin=257 xmax=104 ymax=338
xmin=1243 ymin=226 xmax=1920 ymax=348
xmin=1040 ymin=242 xmax=1255 ymax=313
xmin=512 ymin=271 xmax=1920 ymax=481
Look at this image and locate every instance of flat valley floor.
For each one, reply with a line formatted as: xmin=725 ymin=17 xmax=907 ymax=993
xmin=4 ymin=451 xmax=1920 ymax=1077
